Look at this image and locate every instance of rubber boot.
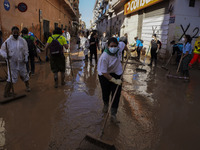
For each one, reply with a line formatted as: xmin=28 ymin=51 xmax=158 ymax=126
xmin=148 ymin=60 xmax=153 ymax=66
xmin=154 ymin=60 xmax=157 ymax=67
xmin=111 ymin=108 xmax=120 ymax=123
xmin=4 ymin=82 xmax=12 ymax=98
xmin=61 ymin=72 xmax=65 ymax=86
xmin=84 ymin=55 xmax=88 ymax=62
xmin=54 ymin=73 xmax=58 ymax=88
xmin=25 ymin=81 xmax=31 ymax=92
xmin=102 ymin=104 xmax=108 ymax=113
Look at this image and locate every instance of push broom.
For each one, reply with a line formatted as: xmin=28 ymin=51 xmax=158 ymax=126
xmin=79 ymin=52 xmax=131 ymax=150
xmin=0 ymin=42 xmax=26 ymax=104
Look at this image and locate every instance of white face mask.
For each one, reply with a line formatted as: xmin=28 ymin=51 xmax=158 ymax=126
xmin=109 ymin=47 xmax=119 ymax=54
xmin=182 ymin=38 xmax=185 ymax=42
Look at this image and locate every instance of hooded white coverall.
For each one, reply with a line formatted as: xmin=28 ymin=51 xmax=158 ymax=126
xmin=0 ymin=35 xmax=29 ymax=83
xmin=80 ymin=37 xmax=89 ymax=56
xmin=63 ymin=31 xmax=70 ymax=52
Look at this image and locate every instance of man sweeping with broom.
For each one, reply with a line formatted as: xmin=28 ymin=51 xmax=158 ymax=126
xmin=0 ymin=26 xmax=30 ymax=98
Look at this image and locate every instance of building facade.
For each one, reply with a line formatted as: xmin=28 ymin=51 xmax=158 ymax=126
xmin=0 ymin=0 xmax=80 ymax=42
xmin=93 ymin=0 xmax=200 ymax=58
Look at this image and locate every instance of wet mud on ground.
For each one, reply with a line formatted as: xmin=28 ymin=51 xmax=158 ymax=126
xmin=0 ymin=43 xmax=200 ymax=150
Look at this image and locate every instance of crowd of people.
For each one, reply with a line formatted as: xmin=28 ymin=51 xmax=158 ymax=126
xmin=0 ymin=26 xmax=200 ymax=122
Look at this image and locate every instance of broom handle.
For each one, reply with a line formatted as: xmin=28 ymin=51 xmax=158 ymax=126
xmin=5 ymin=42 xmax=14 ymax=94
xmin=101 ymin=53 xmax=130 ymax=135
xmin=68 ymin=51 xmax=74 ymax=77
xmin=143 ymin=45 xmax=151 ymax=65
xmin=176 ymin=53 xmax=183 ymax=73
xmin=164 ymin=54 xmax=173 ymax=67
xmin=140 ymin=45 xmax=150 ymax=70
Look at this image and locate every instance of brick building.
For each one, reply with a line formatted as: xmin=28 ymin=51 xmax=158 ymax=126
xmin=0 ymin=0 xmax=79 ymax=42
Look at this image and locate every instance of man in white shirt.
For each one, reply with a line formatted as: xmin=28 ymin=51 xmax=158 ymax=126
xmin=0 ymin=26 xmax=30 ymax=97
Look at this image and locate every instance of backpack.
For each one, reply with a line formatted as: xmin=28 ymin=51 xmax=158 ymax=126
xmin=25 ymin=36 xmax=36 ymax=56
xmin=49 ymin=35 xmax=63 ymax=55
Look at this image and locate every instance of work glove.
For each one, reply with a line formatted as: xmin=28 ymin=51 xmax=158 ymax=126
xmin=110 ymin=77 xmax=122 ymax=85
xmin=45 ymin=56 xmax=49 ymax=62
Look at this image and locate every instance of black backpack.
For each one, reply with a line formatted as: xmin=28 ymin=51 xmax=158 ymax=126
xmin=25 ymin=36 xmax=36 ymax=56
xmin=49 ymin=36 xmax=63 ymax=55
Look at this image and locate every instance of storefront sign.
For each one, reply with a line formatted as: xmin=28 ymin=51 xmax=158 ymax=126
xmin=17 ymin=2 xmax=28 ymax=12
xmin=124 ymin=0 xmax=163 ymax=15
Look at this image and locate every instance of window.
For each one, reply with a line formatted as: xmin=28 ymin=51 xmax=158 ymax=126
xmin=189 ymin=0 xmax=195 ymax=7
xmin=54 ymin=23 xmax=58 ymax=29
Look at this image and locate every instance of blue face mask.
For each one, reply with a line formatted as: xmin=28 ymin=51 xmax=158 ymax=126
xmin=109 ymin=47 xmax=119 ymax=54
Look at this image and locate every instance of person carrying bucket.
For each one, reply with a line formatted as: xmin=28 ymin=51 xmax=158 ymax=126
xmin=0 ymin=26 xmax=30 ymax=97
xmin=97 ymin=37 xmax=131 ymax=123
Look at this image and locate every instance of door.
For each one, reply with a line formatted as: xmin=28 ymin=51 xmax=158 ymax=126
xmin=43 ymin=20 xmax=50 ymax=42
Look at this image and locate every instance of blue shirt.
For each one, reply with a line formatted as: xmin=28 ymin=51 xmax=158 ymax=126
xmin=116 ymin=37 xmax=120 ymax=42
xmin=182 ymin=43 xmax=192 ymax=54
xmin=136 ymin=39 xmax=143 ymax=47
xmin=173 ymin=43 xmax=183 ymax=51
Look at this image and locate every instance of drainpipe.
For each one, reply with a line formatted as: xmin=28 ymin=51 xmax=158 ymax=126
xmin=109 ymin=12 xmax=113 ymax=37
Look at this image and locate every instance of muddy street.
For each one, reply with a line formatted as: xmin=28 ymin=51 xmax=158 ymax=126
xmin=0 ymin=43 xmax=200 ymax=150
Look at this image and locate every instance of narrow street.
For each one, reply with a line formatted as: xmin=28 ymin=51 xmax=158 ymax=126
xmin=0 ymin=41 xmax=200 ymax=150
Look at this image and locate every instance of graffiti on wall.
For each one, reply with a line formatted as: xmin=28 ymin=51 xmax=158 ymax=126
xmin=178 ymin=23 xmax=199 ymax=41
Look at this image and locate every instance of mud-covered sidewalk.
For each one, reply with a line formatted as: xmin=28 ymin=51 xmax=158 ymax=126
xmin=0 ymin=40 xmax=200 ymax=150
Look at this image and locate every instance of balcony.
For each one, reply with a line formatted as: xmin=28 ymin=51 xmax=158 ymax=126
xmin=63 ymin=0 xmax=77 ymax=19
xmin=112 ymin=0 xmax=127 ymax=10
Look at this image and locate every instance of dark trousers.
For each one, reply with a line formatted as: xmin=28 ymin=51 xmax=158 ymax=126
xmin=180 ymin=54 xmax=192 ymax=77
xmin=137 ymin=46 xmax=143 ymax=59
xmin=150 ymin=49 xmax=157 ymax=65
xmin=90 ymin=49 xmax=97 ymax=63
xmin=98 ymin=73 xmax=122 ymax=114
xmin=26 ymin=56 xmax=35 ymax=74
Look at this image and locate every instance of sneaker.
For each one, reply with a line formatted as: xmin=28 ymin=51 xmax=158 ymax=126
xmin=102 ymin=105 xmax=108 ymax=113
xmin=111 ymin=115 xmax=120 ymax=124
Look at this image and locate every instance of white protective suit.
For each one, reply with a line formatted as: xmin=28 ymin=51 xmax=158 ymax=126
xmin=80 ymin=37 xmax=89 ymax=56
xmin=0 ymin=35 xmax=29 ymax=83
xmin=63 ymin=31 xmax=70 ymax=52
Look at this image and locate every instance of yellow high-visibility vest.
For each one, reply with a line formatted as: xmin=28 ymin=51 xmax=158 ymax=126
xmin=194 ymin=39 xmax=200 ymax=54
